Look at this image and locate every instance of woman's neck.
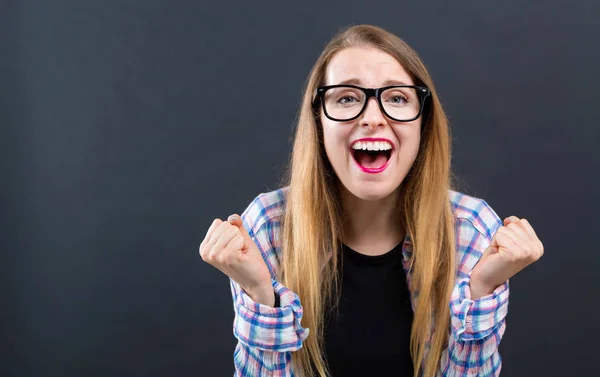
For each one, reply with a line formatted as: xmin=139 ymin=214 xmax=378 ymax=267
xmin=340 ymin=187 xmax=405 ymax=256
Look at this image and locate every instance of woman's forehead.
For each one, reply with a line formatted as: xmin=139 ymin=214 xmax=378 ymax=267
xmin=325 ymin=47 xmax=414 ymax=87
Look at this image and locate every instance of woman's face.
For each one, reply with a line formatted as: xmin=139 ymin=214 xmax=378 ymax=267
xmin=321 ymin=47 xmax=422 ymax=201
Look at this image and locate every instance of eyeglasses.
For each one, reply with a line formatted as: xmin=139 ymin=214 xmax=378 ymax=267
xmin=315 ymin=84 xmax=430 ymax=122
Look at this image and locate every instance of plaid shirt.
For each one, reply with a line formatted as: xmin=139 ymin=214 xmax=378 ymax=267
xmin=230 ymin=188 xmax=509 ymax=376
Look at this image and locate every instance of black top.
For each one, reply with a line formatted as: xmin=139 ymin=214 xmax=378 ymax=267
xmin=273 ymin=242 xmax=414 ymax=376
xmin=322 ymin=242 xmax=414 ymax=377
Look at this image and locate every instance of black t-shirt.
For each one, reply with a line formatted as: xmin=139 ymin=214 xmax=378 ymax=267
xmin=322 ymin=242 xmax=414 ymax=377
xmin=274 ymin=242 xmax=415 ymax=376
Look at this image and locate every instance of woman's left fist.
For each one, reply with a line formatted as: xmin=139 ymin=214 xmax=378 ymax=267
xmin=470 ymin=216 xmax=544 ymax=299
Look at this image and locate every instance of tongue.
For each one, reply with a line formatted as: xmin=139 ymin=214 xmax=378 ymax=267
xmin=354 ymin=150 xmax=389 ymax=169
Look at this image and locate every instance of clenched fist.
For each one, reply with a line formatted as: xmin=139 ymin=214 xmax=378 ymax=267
xmin=199 ymin=214 xmax=274 ymax=306
xmin=471 ymin=216 xmax=544 ymax=299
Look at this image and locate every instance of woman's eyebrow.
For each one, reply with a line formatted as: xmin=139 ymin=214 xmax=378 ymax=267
xmin=381 ymin=79 xmax=411 ymax=86
xmin=335 ymin=78 xmax=362 ymax=86
xmin=333 ymin=78 xmax=412 ymax=86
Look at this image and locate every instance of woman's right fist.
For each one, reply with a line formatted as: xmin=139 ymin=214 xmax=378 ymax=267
xmin=199 ymin=214 xmax=274 ymax=306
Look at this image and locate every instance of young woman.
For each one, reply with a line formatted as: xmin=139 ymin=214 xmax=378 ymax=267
xmin=199 ymin=25 xmax=544 ymax=377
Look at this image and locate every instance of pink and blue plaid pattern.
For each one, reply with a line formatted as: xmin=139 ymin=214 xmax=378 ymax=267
xmin=230 ymin=188 xmax=509 ymax=376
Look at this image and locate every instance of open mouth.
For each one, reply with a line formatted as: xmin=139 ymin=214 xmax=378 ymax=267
xmin=352 ymin=149 xmax=392 ymax=169
xmin=350 ymin=139 xmax=394 ymax=173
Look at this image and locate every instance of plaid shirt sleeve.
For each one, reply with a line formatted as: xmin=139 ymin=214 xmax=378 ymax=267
xmin=438 ymin=195 xmax=510 ymax=376
xmin=230 ymin=190 xmax=309 ymax=376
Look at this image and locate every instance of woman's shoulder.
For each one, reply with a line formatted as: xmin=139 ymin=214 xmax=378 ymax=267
xmin=449 ymin=189 xmax=503 ymax=243
xmin=240 ymin=186 xmax=289 ymax=239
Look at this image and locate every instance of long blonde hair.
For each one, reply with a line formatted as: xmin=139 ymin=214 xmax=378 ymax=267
xmin=280 ymin=25 xmax=456 ymax=377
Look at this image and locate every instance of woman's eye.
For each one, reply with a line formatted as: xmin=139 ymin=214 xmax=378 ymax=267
xmin=389 ymin=95 xmax=408 ymax=104
xmin=338 ymin=96 xmax=358 ymax=105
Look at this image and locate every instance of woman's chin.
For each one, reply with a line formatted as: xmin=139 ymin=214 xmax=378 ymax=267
xmin=345 ymin=181 xmax=397 ymax=202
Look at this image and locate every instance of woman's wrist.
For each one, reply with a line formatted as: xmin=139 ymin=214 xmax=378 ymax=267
xmin=470 ymin=270 xmax=497 ymax=300
xmin=244 ymin=281 xmax=275 ymax=307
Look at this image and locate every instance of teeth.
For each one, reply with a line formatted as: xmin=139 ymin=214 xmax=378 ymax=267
xmin=352 ymin=141 xmax=392 ymax=151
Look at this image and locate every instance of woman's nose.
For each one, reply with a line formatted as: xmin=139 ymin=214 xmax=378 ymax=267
xmin=360 ymin=98 xmax=386 ymax=129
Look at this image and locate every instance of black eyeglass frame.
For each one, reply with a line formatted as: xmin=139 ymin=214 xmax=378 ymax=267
xmin=314 ymin=84 xmax=431 ymax=122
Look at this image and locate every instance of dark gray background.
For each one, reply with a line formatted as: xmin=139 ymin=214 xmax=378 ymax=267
xmin=1 ymin=0 xmax=599 ymax=376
